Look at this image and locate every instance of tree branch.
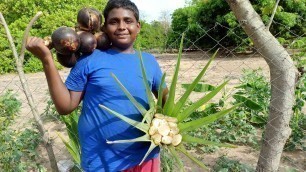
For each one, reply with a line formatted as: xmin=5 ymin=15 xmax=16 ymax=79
xmin=266 ymin=0 xmax=280 ymax=30
xmin=20 ymin=11 xmax=43 ymax=64
xmin=0 ymin=12 xmax=59 ymax=171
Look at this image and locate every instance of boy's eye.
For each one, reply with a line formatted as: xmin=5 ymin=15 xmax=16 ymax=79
xmin=125 ymin=19 xmax=133 ymax=24
xmin=108 ymin=20 xmax=117 ymax=24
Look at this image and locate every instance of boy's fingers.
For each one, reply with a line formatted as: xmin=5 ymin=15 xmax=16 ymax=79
xmin=26 ymin=37 xmax=34 ymax=49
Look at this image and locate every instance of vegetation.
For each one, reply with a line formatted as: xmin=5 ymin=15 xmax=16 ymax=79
xmin=184 ymin=66 xmax=305 ymax=153
xmin=169 ymin=0 xmax=306 ymax=50
xmin=0 ymin=91 xmax=42 ymax=171
xmin=213 ymin=156 xmax=255 ymax=172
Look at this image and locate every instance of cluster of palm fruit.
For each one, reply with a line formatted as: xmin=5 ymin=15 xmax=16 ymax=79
xmin=46 ymin=7 xmax=110 ymax=68
xmin=149 ymin=113 xmax=182 ymax=146
xmin=99 ymin=35 xmax=240 ymax=171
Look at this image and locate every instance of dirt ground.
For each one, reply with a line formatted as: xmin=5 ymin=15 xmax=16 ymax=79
xmin=0 ymin=52 xmax=305 ymax=171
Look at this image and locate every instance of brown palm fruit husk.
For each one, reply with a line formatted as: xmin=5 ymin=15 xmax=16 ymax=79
xmin=95 ymin=32 xmax=111 ymax=50
xmin=56 ymin=51 xmax=80 ymax=68
xmin=43 ymin=36 xmax=53 ymax=49
xmin=77 ymin=31 xmax=97 ymax=54
xmin=77 ymin=7 xmax=102 ymax=33
xmin=51 ymin=26 xmax=80 ymax=55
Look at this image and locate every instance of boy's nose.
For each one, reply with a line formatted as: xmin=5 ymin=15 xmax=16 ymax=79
xmin=118 ymin=21 xmax=126 ymax=30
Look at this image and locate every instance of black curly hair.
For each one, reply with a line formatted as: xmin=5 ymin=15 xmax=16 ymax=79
xmin=103 ymin=0 xmax=139 ymax=22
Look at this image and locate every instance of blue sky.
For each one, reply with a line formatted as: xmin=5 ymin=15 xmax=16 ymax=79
xmin=131 ymin=0 xmax=186 ymax=22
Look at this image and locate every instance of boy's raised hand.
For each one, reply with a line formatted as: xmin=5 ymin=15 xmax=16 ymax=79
xmin=26 ymin=37 xmax=52 ymax=63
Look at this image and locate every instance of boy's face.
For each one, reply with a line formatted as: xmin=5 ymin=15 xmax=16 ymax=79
xmin=104 ymin=8 xmax=140 ymax=51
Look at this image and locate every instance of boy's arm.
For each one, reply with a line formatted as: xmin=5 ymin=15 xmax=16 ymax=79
xmin=26 ymin=37 xmax=83 ymax=115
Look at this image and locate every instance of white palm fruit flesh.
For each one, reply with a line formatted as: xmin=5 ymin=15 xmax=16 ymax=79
xmin=161 ymin=135 xmax=173 ymax=144
xmin=151 ymin=133 xmax=162 ymax=145
xmin=149 ymin=113 xmax=182 ymax=146
xmin=172 ymin=134 xmax=182 ymax=146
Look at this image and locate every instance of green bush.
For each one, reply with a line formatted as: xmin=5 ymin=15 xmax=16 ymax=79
xmin=182 ymin=85 xmax=257 ymax=153
xmin=213 ymin=156 xmax=255 ymax=172
xmin=0 ymin=128 xmax=42 ymax=171
xmin=0 ymin=91 xmax=43 ymax=171
xmin=0 ymin=90 xmax=22 ymax=129
xmin=232 ymin=68 xmax=306 ymax=151
xmin=232 ymin=69 xmax=270 ymax=126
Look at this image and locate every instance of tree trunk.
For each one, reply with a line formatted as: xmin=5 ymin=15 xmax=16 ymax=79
xmin=0 ymin=12 xmax=59 ymax=172
xmin=225 ymin=0 xmax=298 ymax=171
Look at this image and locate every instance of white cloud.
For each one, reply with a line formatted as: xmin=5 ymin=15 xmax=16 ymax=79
xmin=131 ymin=0 xmax=186 ymax=22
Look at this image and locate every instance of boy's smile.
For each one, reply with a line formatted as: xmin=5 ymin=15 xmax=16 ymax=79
xmin=104 ymin=8 xmax=140 ymax=53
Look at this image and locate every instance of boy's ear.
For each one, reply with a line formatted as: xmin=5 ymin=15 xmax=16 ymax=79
xmin=137 ymin=22 xmax=141 ymax=33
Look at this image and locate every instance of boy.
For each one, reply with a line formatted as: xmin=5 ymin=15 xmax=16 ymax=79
xmin=26 ymin=0 xmax=168 ymax=171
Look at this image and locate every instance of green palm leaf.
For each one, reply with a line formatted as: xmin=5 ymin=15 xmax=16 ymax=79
xmin=156 ymin=73 xmax=166 ymax=113
xmin=171 ymin=50 xmax=218 ymax=117
xmin=176 ymin=144 xmax=208 ymax=170
xmin=163 ymin=33 xmax=185 ymax=116
xmin=181 ymin=83 xmax=215 ymax=92
xmin=178 ymin=104 xmax=241 ymax=132
xmin=168 ymin=145 xmax=185 ymax=172
xmin=106 ymin=134 xmax=151 ymax=144
xmin=99 ymin=104 xmax=149 ymax=133
xmin=137 ymin=50 xmax=155 ymax=109
xmin=56 ymin=132 xmax=81 ymax=164
xmin=111 ymin=73 xmax=148 ymax=116
xmin=140 ymin=142 xmax=159 ymax=165
xmin=177 ymin=81 xmax=229 ymax=122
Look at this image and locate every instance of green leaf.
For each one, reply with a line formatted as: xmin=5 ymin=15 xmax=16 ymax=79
xmin=141 ymin=107 xmax=154 ymax=124
xmin=106 ymin=134 xmax=151 ymax=144
xmin=137 ymin=50 xmax=155 ymax=109
xmin=111 ymin=73 xmax=148 ymax=116
xmin=171 ymin=50 xmax=218 ymax=117
xmin=163 ymin=33 xmax=185 ymax=116
xmin=233 ymin=94 xmax=262 ymax=110
xmin=60 ymin=110 xmax=80 ymax=152
xmin=176 ymin=144 xmax=208 ymax=170
xmin=140 ymin=142 xmax=158 ymax=165
xmin=157 ymin=73 xmax=166 ymax=113
xmin=181 ymin=83 xmax=215 ymax=92
xmin=56 ymin=132 xmax=80 ymax=164
xmin=177 ymin=81 xmax=228 ymax=122
xmin=178 ymin=104 xmax=241 ymax=132
xmin=99 ymin=104 xmax=149 ymax=133
xmin=168 ymin=145 xmax=185 ymax=172
xmin=250 ymin=115 xmax=267 ymax=124
xmin=182 ymin=134 xmax=236 ymax=148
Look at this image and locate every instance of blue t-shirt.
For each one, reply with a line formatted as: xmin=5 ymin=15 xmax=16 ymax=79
xmin=65 ymin=49 xmax=163 ymax=172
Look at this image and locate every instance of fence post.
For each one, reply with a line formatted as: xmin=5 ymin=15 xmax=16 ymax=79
xmin=225 ymin=0 xmax=298 ymax=171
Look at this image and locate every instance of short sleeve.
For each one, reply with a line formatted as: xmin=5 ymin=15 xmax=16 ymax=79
xmin=65 ymin=56 xmax=90 ymax=91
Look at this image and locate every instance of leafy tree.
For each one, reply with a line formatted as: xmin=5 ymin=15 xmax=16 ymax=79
xmin=170 ymin=0 xmax=306 ymax=50
xmin=136 ymin=20 xmax=168 ymax=51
